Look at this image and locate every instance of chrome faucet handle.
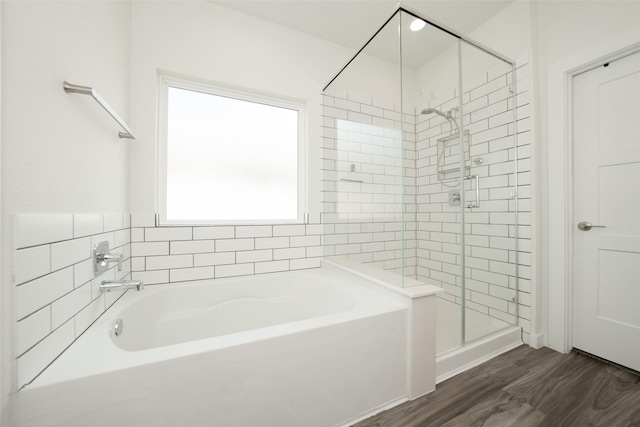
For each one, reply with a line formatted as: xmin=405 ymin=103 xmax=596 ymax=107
xmin=100 ymin=253 xmax=123 ymax=271
xmin=94 ymin=241 xmax=123 ymax=273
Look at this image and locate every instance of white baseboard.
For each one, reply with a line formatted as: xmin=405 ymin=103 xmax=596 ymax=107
xmin=528 ymin=332 xmax=545 ymax=349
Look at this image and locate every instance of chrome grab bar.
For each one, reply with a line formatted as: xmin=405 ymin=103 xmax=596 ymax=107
xmin=63 ymin=81 xmax=135 ymax=139
xmin=464 ymin=174 xmax=480 ymax=208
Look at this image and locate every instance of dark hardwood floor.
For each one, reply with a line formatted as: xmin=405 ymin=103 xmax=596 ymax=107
xmin=354 ymin=345 xmax=640 ymax=427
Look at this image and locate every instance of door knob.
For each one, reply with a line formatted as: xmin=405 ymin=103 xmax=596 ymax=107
xmin=577 ymin=221 xmax=606 ymax=231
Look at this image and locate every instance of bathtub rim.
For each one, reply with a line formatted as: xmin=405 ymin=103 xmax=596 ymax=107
xmin=322 ymin=257 xmax=443 ymax=299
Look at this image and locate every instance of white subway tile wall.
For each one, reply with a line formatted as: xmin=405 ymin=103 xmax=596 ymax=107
xmin=130 ymin=214 xmax=324 ymax=285
xmin=322 ymin=57 xmax=532 ymax=344
xmin=13 ymin=213 xmax=131 ymax=388
xmin=321 ymin=90 xmax=417 ymax=277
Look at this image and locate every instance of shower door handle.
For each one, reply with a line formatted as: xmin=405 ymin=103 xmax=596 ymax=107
xmin=577 ymin=221 xmax=606 ymax=231
xmin=464 ymin=175 xmax=479 ymax=208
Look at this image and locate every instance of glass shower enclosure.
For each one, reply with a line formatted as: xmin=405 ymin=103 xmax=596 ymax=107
xmin=321 ymin=7 xmax=520 ymax=356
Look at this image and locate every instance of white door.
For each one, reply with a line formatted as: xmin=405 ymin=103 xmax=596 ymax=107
xmin=572 ymin=51 xmax=640 ymax=372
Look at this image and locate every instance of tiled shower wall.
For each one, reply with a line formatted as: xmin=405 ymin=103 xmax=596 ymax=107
xmin=13 ymin=213 xmax=131 ymax=388
xmin=321 ymin=56 xmax=533 ymax=343
xmin=415 ymin=57 xmax=532 ymax=336
xmin=320 ymin=93 xmax=417 ymax=277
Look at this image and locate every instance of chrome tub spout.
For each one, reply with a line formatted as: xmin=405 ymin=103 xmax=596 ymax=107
xmin=100 ymin=280 xmax=144 ymax=293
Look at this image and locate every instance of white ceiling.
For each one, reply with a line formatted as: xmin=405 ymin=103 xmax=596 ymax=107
xmin=211 ymin=0 xmax=515 ymax=66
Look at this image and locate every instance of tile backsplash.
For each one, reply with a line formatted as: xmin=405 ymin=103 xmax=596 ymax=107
xmin=129 ymin=213 xmax=323 ymax=285
xmin=13 ymin=213 xmax=131 ymax=389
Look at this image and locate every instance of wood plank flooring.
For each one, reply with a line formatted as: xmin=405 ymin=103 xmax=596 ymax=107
xmin=353 ymin=345 xmax=640 ymax=427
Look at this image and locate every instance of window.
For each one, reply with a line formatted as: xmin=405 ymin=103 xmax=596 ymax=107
xmin=158 ymin=74 xmax=306 ymax=225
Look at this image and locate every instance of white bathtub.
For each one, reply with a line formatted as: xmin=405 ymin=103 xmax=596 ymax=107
xmin=14 ymin=263 xmax=441 ymax=427
xmin=115 ymin=270 xmax=357 ymax=352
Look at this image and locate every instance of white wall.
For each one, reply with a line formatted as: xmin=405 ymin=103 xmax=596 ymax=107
xmin=324 ymin=52 xmax=414 ymax=113
xmin=128 ymin=1 xmax=355 ymax=215
xmin=1 ymin=0 xmax=132 ymax=418
xmin=2 ymin=1 xmax=131 ymax=214
xmin=468 ymin=1 xmax=533 ymax=68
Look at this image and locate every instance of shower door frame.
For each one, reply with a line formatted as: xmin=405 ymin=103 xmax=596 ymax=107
xmin=323 ymin=6 xmax=513 ymax=92
xmin=454 ymin=39 xmax=520 ymax=348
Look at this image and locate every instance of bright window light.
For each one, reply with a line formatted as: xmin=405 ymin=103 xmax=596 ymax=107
xmin=158 ymin=75 xmax=305 ymax=224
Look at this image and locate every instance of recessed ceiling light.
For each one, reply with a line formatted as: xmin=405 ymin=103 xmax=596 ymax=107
xmin=410 ymin=19 xmax=426 ymax=32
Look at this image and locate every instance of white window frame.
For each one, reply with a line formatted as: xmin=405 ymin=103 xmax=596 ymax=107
xmin=157 ymin=73 xmax=307 ymax=226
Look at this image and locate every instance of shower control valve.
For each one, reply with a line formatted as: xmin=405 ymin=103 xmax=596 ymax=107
xmin=94 ymin=241 xmax=123 ymax=274
xmin=449 ymin=190 xmax=461 ymax=206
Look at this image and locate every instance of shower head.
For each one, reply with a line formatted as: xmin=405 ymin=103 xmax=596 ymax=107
xmin=420 ymin=108 xmax=451 ymax=119
xmin=421 ymin=107 xmax=459 ymax=133
xmin=421 ymin=107 xmax=449 ymax=119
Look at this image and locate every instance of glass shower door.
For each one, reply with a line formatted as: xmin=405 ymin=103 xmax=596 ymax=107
xmin=399 ymin=10 xmax=465 ymax=354
xmin=460 ymin=42 xmax=519 ymax=344
xmin=321 ymin=12 xmax=406 ymax=281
